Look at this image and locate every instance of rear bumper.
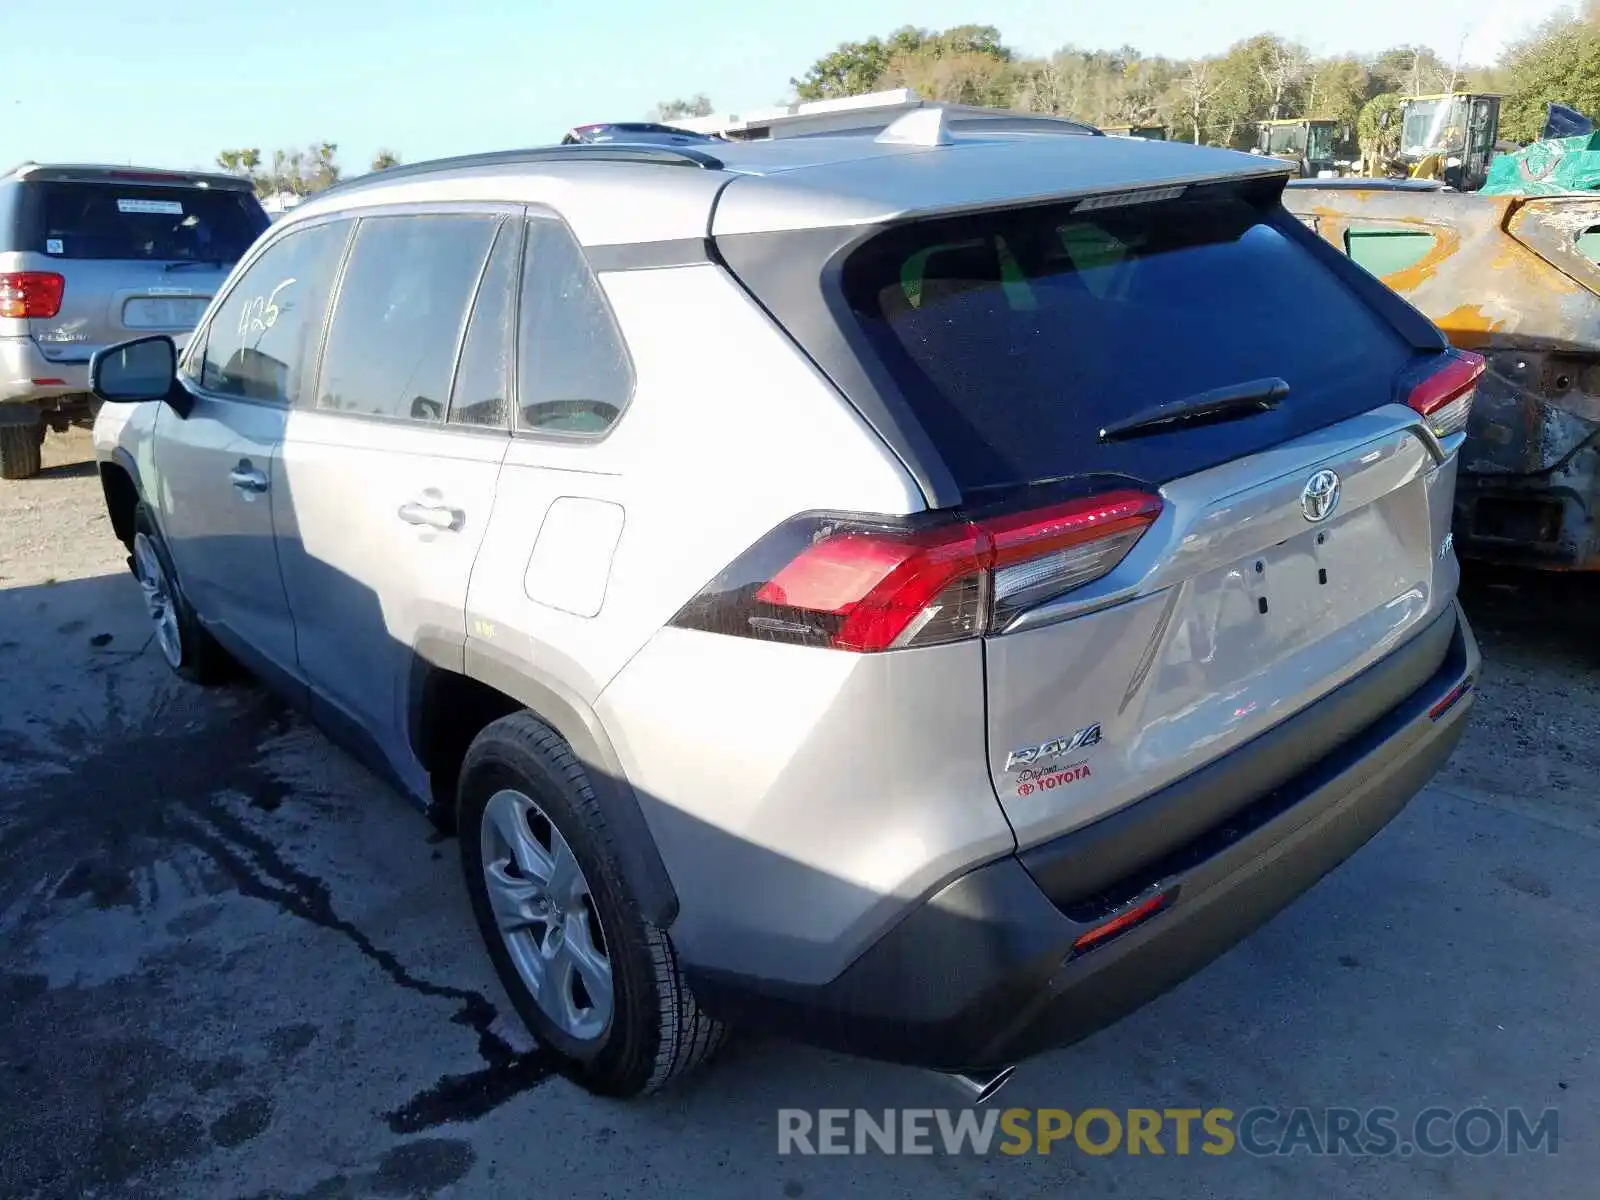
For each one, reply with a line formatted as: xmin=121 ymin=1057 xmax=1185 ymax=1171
xmin=0 ymin=336 xmax=91 ymax=408
xmin=686 ymin=602 xmax=1478 ymax=1073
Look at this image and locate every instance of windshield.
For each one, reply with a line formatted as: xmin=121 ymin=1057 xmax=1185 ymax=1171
xmin=1266 ymin=125 xmax=1306 ymax=156
xmin=1400 ymin=98 xmax=1467 ymax=158
xmin=33 ymin=182 xmax=267 ymax=262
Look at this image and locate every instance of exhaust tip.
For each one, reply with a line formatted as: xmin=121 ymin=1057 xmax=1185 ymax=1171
xmin=940 ymin=1065 xmax=1017 ymax=1105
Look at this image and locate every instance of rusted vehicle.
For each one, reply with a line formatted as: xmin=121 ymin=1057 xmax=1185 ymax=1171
xmin=1285 ymin=179 xmax=1600 ymax=571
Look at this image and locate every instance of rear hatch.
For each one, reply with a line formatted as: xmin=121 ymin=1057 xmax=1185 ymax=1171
xmin=15 ymin=173 xmax=267 ymax=362
xmin=721 ymin=173 xmax=1461 ymax=852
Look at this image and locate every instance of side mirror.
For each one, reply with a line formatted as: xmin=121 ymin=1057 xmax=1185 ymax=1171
xmin=1380 ymin=111 xmax=1392 ymax=131
xmin=90 ymin=335 xmax=177 ymax=404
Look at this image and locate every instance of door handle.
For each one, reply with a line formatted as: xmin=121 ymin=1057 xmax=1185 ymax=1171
xmin=229 ymin=464 xmax=269 ymax=494
xmin=398 ymin=500 xmax=464 ymax=531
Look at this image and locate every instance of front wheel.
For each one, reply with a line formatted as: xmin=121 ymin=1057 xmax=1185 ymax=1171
xmin=458 ymin=712 xmax=727 ymax=1097
xmin=130 ymin=504 xmax=234 ymax=684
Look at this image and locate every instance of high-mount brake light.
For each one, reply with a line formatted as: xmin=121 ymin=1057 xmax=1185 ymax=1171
xmin=671 ymin=491 xmax=1163 ymax=653
xmin=1403 ymin=347 xmax=1484 ymax=441
xmin=1073 ymin=185 xmax=1187 ymax=212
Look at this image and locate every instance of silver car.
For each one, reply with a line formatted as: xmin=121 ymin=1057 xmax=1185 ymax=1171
xmin=89 ymin=112 xmax=1482 ymax=1100
xmin=0 ymin=162 xmax=268 ymax=479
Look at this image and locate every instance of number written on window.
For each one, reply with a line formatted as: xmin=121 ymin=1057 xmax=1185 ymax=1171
xmin=199 ymin=222 xmax=349 ymax=405
xmin=235 ymin=276 xmax=297 ymax=339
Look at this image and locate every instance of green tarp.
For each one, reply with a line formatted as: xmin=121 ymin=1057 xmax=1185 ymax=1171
xmin=1483 ymin=132 xmax=1600 ymax=195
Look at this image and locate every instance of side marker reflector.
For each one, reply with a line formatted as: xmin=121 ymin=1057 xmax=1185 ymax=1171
xmin=1070 ymin=889 xmax=1174 ymax=958
xmin=1429 ymin=677 xmax=1474 ymax=721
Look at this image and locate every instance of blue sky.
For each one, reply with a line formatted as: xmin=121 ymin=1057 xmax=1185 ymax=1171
xmin=0 ymin=0 xmax=1566 ymax=174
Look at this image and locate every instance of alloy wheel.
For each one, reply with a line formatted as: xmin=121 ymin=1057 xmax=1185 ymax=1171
xmin=480 ymin=788 xmax=614 ymax=1041
xmin=132 ymin=532 xmax=182 ymax=670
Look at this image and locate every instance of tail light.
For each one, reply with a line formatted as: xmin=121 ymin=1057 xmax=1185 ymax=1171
xmin=670 ymin=490 xmax=1162 ymax=653
xmin=1401 ymin=347 xmax=1484 ymax=440
xmin=0 ymin=272 xmax=65 ymax=319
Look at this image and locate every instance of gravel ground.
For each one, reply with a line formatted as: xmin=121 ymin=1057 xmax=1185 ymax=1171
xmin=1 ymin=428 xmax=1597 ymax=1199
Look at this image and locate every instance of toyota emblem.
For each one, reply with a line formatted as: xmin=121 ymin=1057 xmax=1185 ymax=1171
xmin=1301 ymin=469 xmax=1341 ymax=523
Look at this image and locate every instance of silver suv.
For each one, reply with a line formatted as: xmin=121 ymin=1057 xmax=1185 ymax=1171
xmin=0 ymin=162 xmax=268 ymax=479
xmin=89 ymin=113 xmax=1482 ymax=1100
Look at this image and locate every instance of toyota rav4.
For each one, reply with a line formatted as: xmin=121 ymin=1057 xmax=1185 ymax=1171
xmin=88 ymin=111 xmax=1481 ymax=1099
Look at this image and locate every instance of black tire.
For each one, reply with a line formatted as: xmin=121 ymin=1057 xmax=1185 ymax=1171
xmin=131 ymin=503 xmax=235 ymax=685
xmin=458 ymin=712 xmax=726 ymax=1097
xmin=0 ymin=423 xmax=43 ymax=481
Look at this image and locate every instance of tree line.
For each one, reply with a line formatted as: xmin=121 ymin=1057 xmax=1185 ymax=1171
xmin=213 ymin=144 xmax=402 ymax=196
xmin=216 ymin=4 xmax=1600 ymax=195
xmin=658 ymin=6 xmax=1600 ymax=149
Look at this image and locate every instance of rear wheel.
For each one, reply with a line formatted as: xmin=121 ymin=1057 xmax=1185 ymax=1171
xmin=459 ymin=712 xmax=726 ymax=1097
xmin=0 ymin=423 xmax=43 ymax=481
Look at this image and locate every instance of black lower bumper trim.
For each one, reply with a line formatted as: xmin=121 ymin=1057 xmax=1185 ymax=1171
xmin=1021 ymin=604 xmax=1457 ymax=917
xmin=685 ymin=604 xmax=1478 ymax=1073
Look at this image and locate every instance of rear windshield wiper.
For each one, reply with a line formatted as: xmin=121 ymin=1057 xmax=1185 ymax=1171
xmin=164 ymin=258 xmax=232 ymax=272
xmin=1098 ymin=378 xmax=1290 ymax=443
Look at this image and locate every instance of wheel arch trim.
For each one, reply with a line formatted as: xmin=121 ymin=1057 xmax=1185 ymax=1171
xmin=410 ymin=637 xmax=680 ymax=927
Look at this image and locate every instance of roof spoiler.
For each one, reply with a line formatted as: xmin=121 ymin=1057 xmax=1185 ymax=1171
xmin=4 ymin=163 xmax=257 ymax=192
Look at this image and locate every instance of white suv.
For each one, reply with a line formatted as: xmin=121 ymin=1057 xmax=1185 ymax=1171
xmin=90 ymin=114 xmax=1481 ymax=1099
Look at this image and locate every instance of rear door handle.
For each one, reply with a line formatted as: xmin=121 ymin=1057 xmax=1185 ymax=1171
xmin=229 ymin=463 xmax=269 ymax=494
xmin=398 ymin=500 xmax=464 ymax=531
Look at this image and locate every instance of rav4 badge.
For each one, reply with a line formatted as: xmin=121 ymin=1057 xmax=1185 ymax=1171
xmin=1004 ymin=723 xmax=1102 ymax=772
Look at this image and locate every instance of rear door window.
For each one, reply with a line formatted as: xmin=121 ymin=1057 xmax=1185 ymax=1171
xmin=840 ymin=187 xmax=1413 ymax=493
xmin=315 ymin=214 xmax=499 ymax=423
xmin=32 ymin=182 xmax=267 ymax=262
xmin=448 ymin=220 xmax=522 ymax=430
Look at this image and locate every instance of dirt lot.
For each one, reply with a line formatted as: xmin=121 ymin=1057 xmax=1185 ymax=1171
xmin=2 ymin=429 xmax=1598 ymax=1199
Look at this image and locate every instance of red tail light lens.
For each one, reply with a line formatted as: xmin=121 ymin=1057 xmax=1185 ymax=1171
xmin=673 ymin=491 xmax=1163 ymax=653
xmin=0 ymin=272 xmax=65 ymax=319
xmin=1402 ymin=347 xmax=1484 ymax=440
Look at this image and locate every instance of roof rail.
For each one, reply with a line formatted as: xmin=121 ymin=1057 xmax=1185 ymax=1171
xmin=946 ymin=112 xmax=1103 ymax=137
xmin=318 ymin=142 xmax=725 ymax=197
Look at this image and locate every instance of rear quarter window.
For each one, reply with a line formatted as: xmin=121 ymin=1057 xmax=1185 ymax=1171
xmin=840 ymin=187 xmax=1414 ymax=493
xmin=516 ymin=216 xmax=634 ymax=436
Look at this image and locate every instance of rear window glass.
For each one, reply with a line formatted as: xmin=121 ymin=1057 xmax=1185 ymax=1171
xmin=33 ymin=182 xmax=267 ymax=263
xmin=840 ymin=189 xmax=1412 ymax=493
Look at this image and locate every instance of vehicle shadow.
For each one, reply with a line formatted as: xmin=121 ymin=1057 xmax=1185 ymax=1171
xmin=33 ymin=458 xmax=99 ymax=482
xmin=1457 ymin=559 xmax=1600 ymax=668
xmin=2 ymin=546 xmax=1593 ymax=1199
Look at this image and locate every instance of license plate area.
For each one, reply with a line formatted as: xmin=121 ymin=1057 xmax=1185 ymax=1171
xmin=1202 ymin=499 xmax=1418 ymax=667
xmin=122 ymin=296 xmax=209 ymax=329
